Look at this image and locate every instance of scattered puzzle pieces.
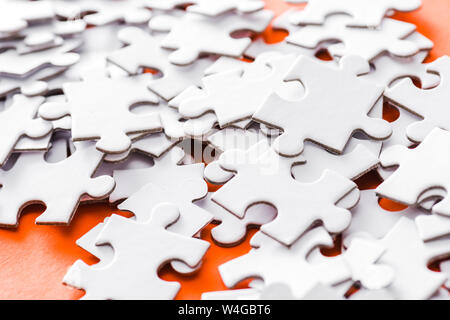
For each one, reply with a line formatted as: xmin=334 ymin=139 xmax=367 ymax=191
xmin=0 ymin=0 xmax=447 ymax=302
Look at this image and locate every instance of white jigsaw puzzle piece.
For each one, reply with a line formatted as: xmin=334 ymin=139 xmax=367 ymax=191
xmin=39 ymin=72 xmax=162 ymax=154
xmin=374 ymin=217 xmax=449 ymax=299
xmin=364 ymin=50 xmax=439 ymax=90
xmin=288 ymin=0 xmax=421 ymax=28
xmin=439 ymin=260 xmax=450 ymax=289
xmin=342 ymin=238 xmax=394 ymax=290
xmin=146 ymin=0 xmax=264 ymax=16
xmin=219 ymin=227 xmax=351 ymax=297
xmin=108 ymin=27 xmax=215 ymax=101
xmin=0 ymin=94 xmax=52 ymax=166
xmin=53 ymin=0 xmax=152 ymax=26
xmin=212 ymin=140 xmax=357 ymax=245
xmin=169 ymin=86 xmax=251 ymax=138
xmin=384 ymin=55 xmax=450 ymax=143
xmin=118 ymin=179 xmax=212 ymax=273
xmin=291 ymin=138 xmax=381 ymax=183
xmin=13 ymin=94 xmax=72 ymax=152
xmin=178 ymin=53 xmax=303 ymax=127
xmin=415 ymin=212 xmax=450 ymax=242
xmin=244 ymin=9 xmax=331 ymax=59
xmin=63 ymin=203 xmax=210 ymax=299
xmin=343 ymin=189 xmax=422 ymax=248
xmin=196 ymin=192 xmax=276 ymax=246
xmin=0 ymin=65 xmax=67 ymax=98
xmin=287 ymin=16 xmax=420 ymax=62
xmin=104 ymin=132 xmax=179 ymax=163
xmin=95 ymin=151 xmax=155 ymax=177
xmin=253 ymin=55 xmax=391 ymax=156
xmin=148 ymin=10 xmax=273 ymax=65
xmin=377 ymin=105 xmax=420 ymax=180
xmin=0 ymin=141 xmax=115 ymax=226
xmin=376 ymin=128 xmax=450 ymax=217
xmin=204 ymin=126 xmax=269 ymax=184
xmin=0 ymin=38 xmax=81 ymax=77
xmin=0 ymin=0 xmax=54 ymax=35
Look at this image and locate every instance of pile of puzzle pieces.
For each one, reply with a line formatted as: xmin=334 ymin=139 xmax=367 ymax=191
xmin=1 ymin=0 xmax=450 ymax=300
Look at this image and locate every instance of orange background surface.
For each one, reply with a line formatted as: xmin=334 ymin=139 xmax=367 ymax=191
xmin=1 ymin=0 xmax=449 ymax=300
